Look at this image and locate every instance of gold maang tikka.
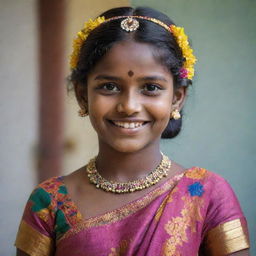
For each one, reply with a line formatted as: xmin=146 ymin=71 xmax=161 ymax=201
xmin=120 ymin=17 xmax=139 ymax=32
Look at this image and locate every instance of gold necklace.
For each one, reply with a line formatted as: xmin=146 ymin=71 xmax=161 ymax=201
xmin=86 ymin=153 xmax=171 ymax=193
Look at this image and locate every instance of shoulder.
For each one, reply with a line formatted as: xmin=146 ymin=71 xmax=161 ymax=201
xmin=26 ymin=176 xmax=76 ymax=238
xmin=183 ymin=167 xmax=245 ymax=224
xmin=19 ymin=177 xmax=67 ymax=238
xmin=184 ymin=166 xmax=222 ymax=180
xmin=31 ymin=176 xmax=66 ymax=198
xmin=169 ymin=167 xmax=228 ymax=198
xmin=28 ymin=176 xmax=67 ymax=214
xmin=182 ymin=167 xmax=241 ymax=208
xmin=37 ymin=176 xmax=67 ymax=195
xmin=183 ymin=166 xmax=232 ymax=190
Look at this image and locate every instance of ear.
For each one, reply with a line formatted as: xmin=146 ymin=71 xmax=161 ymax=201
xmin=74 ymin=82 xmax=88 ymax=109
xmin=171 ymin=86 xmax=187 ymax=110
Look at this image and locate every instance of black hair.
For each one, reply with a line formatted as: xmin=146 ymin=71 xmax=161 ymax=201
xmin=70 ymin=6 xmax=194 ymax=139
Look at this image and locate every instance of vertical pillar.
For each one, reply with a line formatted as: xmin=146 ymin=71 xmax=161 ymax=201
xmin=38 ymin=0 xmax=66 ymax=182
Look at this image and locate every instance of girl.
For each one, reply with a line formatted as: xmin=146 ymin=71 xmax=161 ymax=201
xmin=15 ymin=6 xmax=250 ymax=256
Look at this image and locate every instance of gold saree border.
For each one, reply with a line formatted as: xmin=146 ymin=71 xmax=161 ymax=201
xmin=15 ymin=220 xmax=54 ymax=256
xmin=203 ymin=218 xmax=250 ymax=255
xmin=58 ymin=172 xmax=185 ymax=243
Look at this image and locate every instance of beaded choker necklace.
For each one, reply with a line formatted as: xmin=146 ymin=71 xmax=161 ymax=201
xmin=86 ymin=154 xmax=171 ymax=193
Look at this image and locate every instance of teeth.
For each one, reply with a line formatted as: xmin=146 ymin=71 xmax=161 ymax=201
xmin=113 ymin=121 xmax=144 ymax=129
xmin=124 ymin=123 xmax=129 ymax=129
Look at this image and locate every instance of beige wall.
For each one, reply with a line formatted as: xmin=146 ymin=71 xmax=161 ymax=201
xmin=63 ymin=0 xmax=130 ymax=174
xmin=0 ymin=0 xmax=38 ymax=255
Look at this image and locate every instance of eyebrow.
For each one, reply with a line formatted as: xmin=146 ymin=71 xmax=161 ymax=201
xmin=138 ymin=76 xmax=168 ymax=82
xmin=94 ymin=74 xmax=168 ymax=82
xmin=94 ymin=75 xmax=122 ymax=81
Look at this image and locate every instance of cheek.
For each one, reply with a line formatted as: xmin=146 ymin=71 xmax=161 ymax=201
xmin=88 ymin=93 xmax=112 ymax=114
xmin=147 ymin=96 xmax=172 ymax=121
xmin=87 ymin=94 xmax=115 ymax=129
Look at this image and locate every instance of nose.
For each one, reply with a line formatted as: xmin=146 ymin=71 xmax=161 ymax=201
xmin=117 ymin=91 xmax=142 ymax=116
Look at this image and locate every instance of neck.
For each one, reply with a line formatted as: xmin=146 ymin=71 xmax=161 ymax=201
xmin=95 ymin=141 xmax=162 ymax=182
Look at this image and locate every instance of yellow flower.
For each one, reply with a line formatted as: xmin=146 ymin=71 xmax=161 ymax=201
xmin=70 ymin=16 xmax=105 ymax=69
xmin=170 ymin=25 xmax=197 ymax=80
xmin=85 ymin=17 xmax=105 ymax=32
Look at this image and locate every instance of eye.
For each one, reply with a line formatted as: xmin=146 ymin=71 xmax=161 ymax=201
xmin=145 ymin=84 xmax=159 ymax=91
xmin=96 ymin=82 xmax=120 ymax=94
xmin=142 ymin=83 xmax=163 ymax=95
xmin=102 ymin=83 xmax=119 ymax=91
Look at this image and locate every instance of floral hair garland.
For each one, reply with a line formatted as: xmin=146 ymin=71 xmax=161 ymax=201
xmin=70 ymin=16 xmax=105 ymax=70
xmin=70 ymin=16 xmax=197 ymax=80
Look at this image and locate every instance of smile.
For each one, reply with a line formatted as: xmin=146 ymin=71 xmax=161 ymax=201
xmin=109 ymin=120 xmax=148 ymax=129
xmin=113 ymin=121 xmax=145 ymax=129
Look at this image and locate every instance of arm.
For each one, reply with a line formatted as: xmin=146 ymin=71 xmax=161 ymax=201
xmin=15 ymin=187 xmax=55 ymax=256
xmin=200 ymin=173 xmax=250 ymax=255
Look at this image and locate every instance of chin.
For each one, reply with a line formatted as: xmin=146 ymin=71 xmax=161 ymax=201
xmin=110 ymin=141 xmax=145 ymax=154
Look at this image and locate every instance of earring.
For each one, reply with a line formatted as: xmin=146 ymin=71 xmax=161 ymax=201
xmin=171 ymin=109 xmax=181 ymax=120
xmin=78 ymin=108 xmax=88 ymax=117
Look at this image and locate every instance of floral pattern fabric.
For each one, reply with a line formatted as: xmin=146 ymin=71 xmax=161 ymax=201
xmin=15 ymin=167 xmax=250 ymax=256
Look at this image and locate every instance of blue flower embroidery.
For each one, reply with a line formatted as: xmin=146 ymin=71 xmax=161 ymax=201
xmin=188 ymin=182 xmax=204 ymax=197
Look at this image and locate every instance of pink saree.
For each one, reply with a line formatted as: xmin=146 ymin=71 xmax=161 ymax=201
xmin=15 ymin=167 xmax=250 ymax=255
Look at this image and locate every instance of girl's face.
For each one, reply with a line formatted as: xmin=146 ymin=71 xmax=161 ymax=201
xmin=83 ymin=41 xmax=185 ymax=153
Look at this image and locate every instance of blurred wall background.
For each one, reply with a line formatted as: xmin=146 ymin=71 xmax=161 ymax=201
xmin=0 ymin=0 xmax=255 ymax=255
xmin=0 ymin=1 xmax=38 ymax=255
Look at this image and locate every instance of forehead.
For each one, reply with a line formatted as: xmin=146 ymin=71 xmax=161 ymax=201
xmin=89 ymin=40 xmax=172 ymax=78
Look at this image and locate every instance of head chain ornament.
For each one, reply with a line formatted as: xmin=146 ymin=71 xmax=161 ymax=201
xmin=70 ymin=16 xmax=197 ymax=80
